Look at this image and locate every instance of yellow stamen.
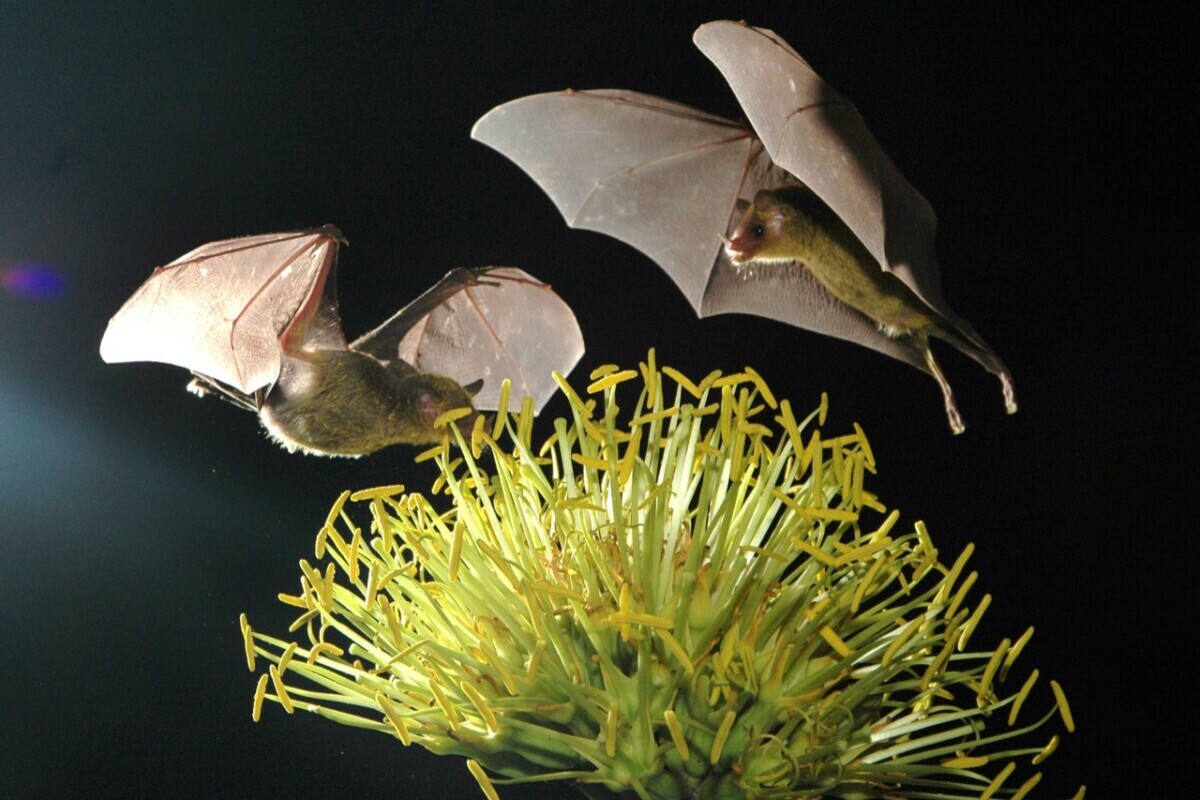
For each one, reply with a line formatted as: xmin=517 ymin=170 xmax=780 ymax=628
xmin=639 ymin=349 xmax=658 ymax=406
xmin=609 ymin=611 xmax=673 ymax=629
xmin=414 ymin=443 xmax=445 ymax=463
xmin=788 ymin=535 xmax=838 ymax=566
xmin=945 ymin=570 xmax=979 ymax=621
xmin=588 ymin=369 xmax=638 ymax=394
xmin=471 ymin=412 xmax=486 ymax=459
xmin=306 ymin=641 xmax=344 ymax=663
xmin=251 ymin=673 xmax=269 ymax=722
xmin=287 ymin=608 xmax=319 ymax=633
xmin=525 ymin=639 xmax=545 ymax=682
xmin=589 ymin=363 xmax=620 ymax=381
xmin=466 ymin=760 xmax=500 ymax=800
xmin=1011 ymin=771 xmax=1042 ymax=800
xmin=709 ymin=709 xmax=736 ymax=764
xmin=957 ymin=593 xmax=992 ymax=650
xmin=348 ymin=523 xmax=361 ymax=585
xmin=819 ymin=626 xmax=851 ymax=657
xmin=604 ymin=701 xmax=619 ymax=758
xmin=269 ymin=664 xmax=293 ymax=714
xmin=571 ymin=453 xmax=611 ymax=471
xmin=662 ymin=366 xmax=702 ymax=398
xmin=657 ymin=630 xmax=694 ymax=675
xmin=494 ymin=378 xmax=512 ymax=439
xmin=1008 ymin=669 xmax=1040 ymax=726
xmin=630 ymin=406 xmax=680 ymax=427
xmin=460 ymin=680 xmax=499 ymax=733
xmin=433 ymin=406 xmax=473 ymax=430
xmin=978 ymin=638 xmax=1010 ymax=702
xmin=1001 ymin=626 xmax=1035 ymax=680
xmin=1032 ymin=734 xmax=1059 ymax=765
xmin=377 ymin=691 xmax=411 ymax=745
xmin=664 ymin=709 xmax=689 ymax=761
xmin=882 ymin=617 xmax=923 ymax=667
xmin=980 ymin=761 xmax=1016 ymax=799
xmin=853 ymin=422 xmax=874 ymax=469
xmin=530 ymin=581 xmax=586 ymax=603
xmin=429 ymin=679 xmax=461 ymax=731
xmin=277 ymin=642 xmax=298 ymax=674
xmin=240 ymin=613 xmax=256 ymax=671
xmin=851 ymin=554 xmax=888 ymax=613
xmin=742 ymin=366 xmax=777 ymax=409
xmin=448 ymin=520 xmax=464 ymax=581
xmin=276 ymin=592 xmax=309 ymax=609
xmin=1051 ymin=680 xmax=1075 ymax=732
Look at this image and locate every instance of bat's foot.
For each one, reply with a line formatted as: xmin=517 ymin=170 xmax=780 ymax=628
xmin=186 ymin=377 xmax=212 ymax=398
xmin=1001 ymin=373 xmax=1018 ymax=415
xmin=946 ymin=403 xmax=966 ymax=435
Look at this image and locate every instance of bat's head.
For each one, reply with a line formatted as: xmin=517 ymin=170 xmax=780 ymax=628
xmin=725 ymin=191 xmax=792 ymax=265
xmin=410 ymin=374 xmax=480 ymax=444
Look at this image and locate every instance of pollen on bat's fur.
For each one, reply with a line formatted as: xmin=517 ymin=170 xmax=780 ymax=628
xmin=240 ymin=351 xmax=1076 ymax=799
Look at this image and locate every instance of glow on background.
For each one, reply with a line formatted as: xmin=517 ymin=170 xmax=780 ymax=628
xmin=0 ymin=261 xmax=66 ymax=300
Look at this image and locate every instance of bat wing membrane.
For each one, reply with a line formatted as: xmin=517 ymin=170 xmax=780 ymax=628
xmin=100 ymin=228 xmax=344 ymax=394
xmin=352 ymin=267 xmax=583 ymax=413
xmin=473 ymin=91 xmax=766 ymax=314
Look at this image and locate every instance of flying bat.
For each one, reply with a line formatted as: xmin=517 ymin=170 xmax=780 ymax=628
xmin=100 ymin=225 xmax=584 ymax=456
xmin=471 ymin=19 xmax=1015 ymax=434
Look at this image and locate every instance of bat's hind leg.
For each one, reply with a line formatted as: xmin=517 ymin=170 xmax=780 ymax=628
xmin=187 ymin=372 xmax=259 ymax=412
xmin=923 ymin=345 xmax=966 ymax=435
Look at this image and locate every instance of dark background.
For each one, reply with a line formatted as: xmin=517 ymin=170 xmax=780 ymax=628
xmin=1 ymin=3 xmax=1188 ymax=798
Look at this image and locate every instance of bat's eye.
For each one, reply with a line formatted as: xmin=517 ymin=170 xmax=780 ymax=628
xmin=751 ymin=224 xmax=765 ymax=239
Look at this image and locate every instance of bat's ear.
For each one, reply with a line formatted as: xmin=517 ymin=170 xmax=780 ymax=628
xmin=463 ymin=378 xmax=484 ymax=397
xmin=735 ymin=199 xmax=750 ymax=214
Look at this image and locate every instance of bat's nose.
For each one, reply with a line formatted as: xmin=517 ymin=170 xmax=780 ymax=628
xmin=724 ymin=237 xmax=753 ymax=263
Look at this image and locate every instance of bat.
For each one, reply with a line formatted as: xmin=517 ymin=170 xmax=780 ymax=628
xmin=100 ymin=225 xmax=584 ymax=456
xmin=471 ymin=19 xmax=1015 ymax=434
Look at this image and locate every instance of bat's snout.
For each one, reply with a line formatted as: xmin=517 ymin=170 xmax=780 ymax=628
xmin=724 ymin=232 xmax=760 ymax=264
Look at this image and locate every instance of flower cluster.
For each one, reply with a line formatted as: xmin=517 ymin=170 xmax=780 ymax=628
xmin=241 ymin=354 xmax=1076 ymax=799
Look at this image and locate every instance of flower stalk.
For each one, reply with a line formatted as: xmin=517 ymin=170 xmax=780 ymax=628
xmin=241 ymin=353 xmax=1078 ymax=799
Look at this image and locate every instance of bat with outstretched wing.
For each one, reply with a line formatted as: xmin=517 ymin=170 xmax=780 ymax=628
xmin=100 ymin=225 xmax=584 ymax=456
xmin=471 ymin=20 xmax=1015 ymax=433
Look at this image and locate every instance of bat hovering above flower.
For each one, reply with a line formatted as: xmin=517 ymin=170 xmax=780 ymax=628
xmin=100 ymin=226 xmax=584 ymax=456
xmin=471 ymin=19 xmax=1015 ymax=434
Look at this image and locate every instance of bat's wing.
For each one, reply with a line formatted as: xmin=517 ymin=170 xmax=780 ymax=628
xmin=472 ymin=90 xmax=774 ymax=315
xmin=694 ymin=20 xmax=957 ymax=322
xmin=472 ymin=89 xmax=929 ymax=372
xmin=350 ymin=267 xmax=584 ymax=413
xmin=100 ymin=226 xmax=346 ymax=395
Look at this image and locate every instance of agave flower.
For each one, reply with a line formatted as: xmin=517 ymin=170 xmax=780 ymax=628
xmin=241 ymin=353 xmax=1078 ymax=799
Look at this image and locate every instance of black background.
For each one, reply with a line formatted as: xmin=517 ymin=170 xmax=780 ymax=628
xmin=1 ymin=3 xmax=1189 ymax=798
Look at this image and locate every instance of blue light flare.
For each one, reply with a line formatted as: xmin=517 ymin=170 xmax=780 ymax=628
xmin=1 ymin=261 xmax=66 ymax=299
